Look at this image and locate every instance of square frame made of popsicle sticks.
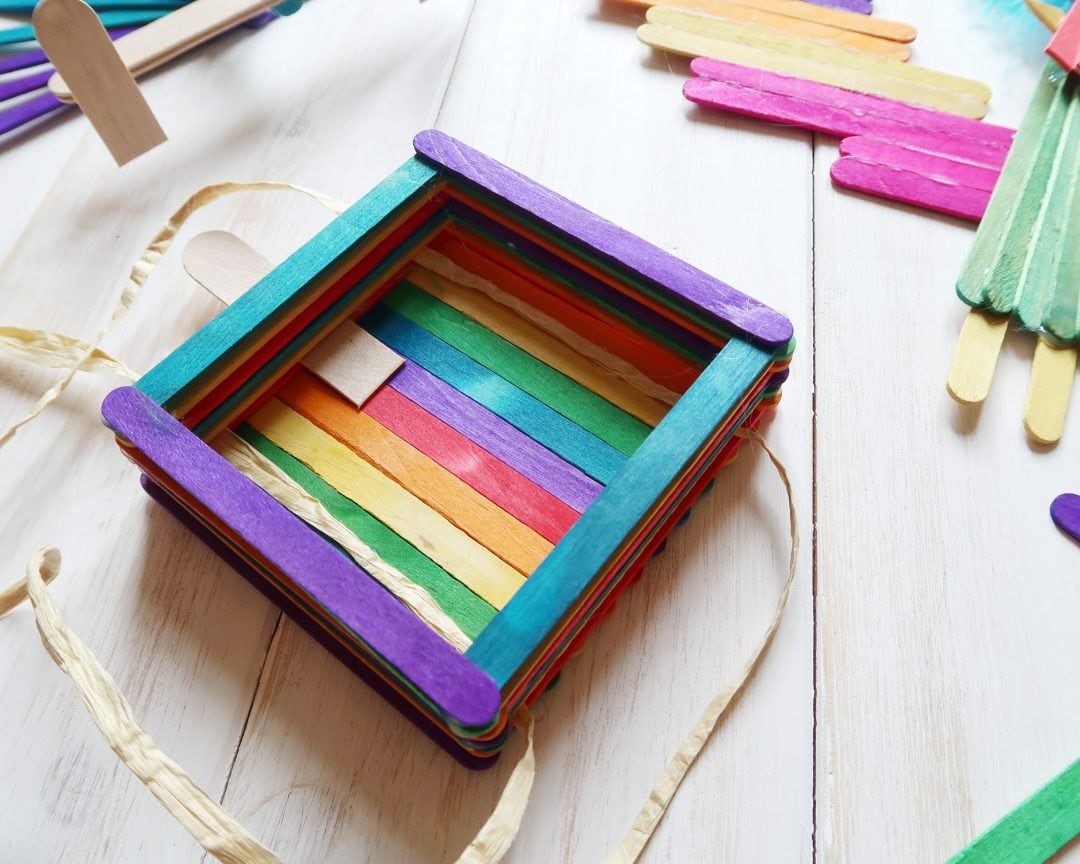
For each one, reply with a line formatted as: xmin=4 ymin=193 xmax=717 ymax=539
xmin=101 ymin=131 xmax=794 ymax=763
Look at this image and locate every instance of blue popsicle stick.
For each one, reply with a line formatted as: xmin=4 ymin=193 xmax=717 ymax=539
xmin=0 ymin=9 xmax=166 ymax=45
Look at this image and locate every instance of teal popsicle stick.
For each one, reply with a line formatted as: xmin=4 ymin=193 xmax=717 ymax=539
xmin=0 ymin=9 xmax=166 ymax=45
xmin=0 ymin=0 xmax=184 ymax=11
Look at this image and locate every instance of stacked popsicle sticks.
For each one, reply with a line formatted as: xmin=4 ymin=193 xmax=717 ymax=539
xmin=100 ymin=131 xmax=795 ymax=764
xmin=618 ymin=0 xmax=1011 ymax=222
xmin=947 ymin=62 xmax=1080 ymax=445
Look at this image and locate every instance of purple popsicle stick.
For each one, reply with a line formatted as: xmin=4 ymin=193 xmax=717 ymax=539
xmin=386 ymin=359 xmax=602 ymax=514
xmin=830 ymin=156 xmax=991 ymax=222
xmin=101 ymin=385 xmax=501 ymax=731
xmin=0 ymin=68 xmax=51 ymax=103
xmin=0 ymin=27 xmax=136 ymax=75
xmin=839 ymin=136 xmax=1001 ymax=193
xmin=0 ymin=91 xmax=68 ymax=136
xmin=811 ymin=0 xmax=872 ymax=12
xmin=686 ymin=59 xmax=1013 ymax=168
xmin=1051 ymin=494 xmax=1080 ymax=544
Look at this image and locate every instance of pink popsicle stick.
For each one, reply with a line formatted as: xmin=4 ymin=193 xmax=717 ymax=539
xmin=839 ymin=136 xmax=1001 ymax=192
xmin=685 ymin=59 xmax=1013 ymax=164
xmin=1047 ymin=4 xmax=1080 ymax=74
xmin=830 ymin=155 xmax=991 ymax=221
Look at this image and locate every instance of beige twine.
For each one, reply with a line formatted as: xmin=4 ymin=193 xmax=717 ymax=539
xmin=0 ymin=182 xmax=799 ymax=864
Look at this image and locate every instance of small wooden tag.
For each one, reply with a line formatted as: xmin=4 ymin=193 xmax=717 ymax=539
xmin=33 ymin=0 xmax=166 ymax=166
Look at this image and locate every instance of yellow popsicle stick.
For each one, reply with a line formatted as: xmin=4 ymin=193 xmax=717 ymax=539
xmin=1024 ymin=0 xmax=1066 ymax=33
xmin=405 ymin=265 xmax=672 ymax=426
xmin=1024 ymin=338 xmax=1077 ymax=445
xmin=248 ymin=399 xmax=527 ymax=609
xmin=639 ymin=14 xmax=990 ymax=118
xmin=632 ymin=0 xmax=910 ymax=59
xmin=616 ymin=0 xmax=918 ymax=43
xmin=947 ymin=309 xmax=1010 ymax=405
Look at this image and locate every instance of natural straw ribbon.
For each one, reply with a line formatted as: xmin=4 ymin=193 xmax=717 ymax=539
xmin=0 ymin=181 xmax=347 ymax=451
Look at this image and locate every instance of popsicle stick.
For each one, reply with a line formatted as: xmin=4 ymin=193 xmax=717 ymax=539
xmin=1047 ymin=4 xmax=1080 ymax=73
xmin=247 ymin=398 xmax=527 ymax=609
xmin=0 ymin=68 xmax=53 ymax=103
xmin=48 ymin=0 xmax=275 ymax=101
xmin=0 ymin=0 xmax=184 ymax=10
xmin=643 ymin=18 xmax=989 ymax=117
xmin=1050 ymin=493 xmax=1080 ymax=543
xmin=238 ymin=426 xmax=498 ymax=639
xmin=182 ymin=230 xmax=404 ymax=409
xmin=363 ymin=383 xmax=579 ymax=544
xmin=1025 ymin=0 xmax=1067 ymax=35
xmin=1 ymin=9 xmax=163 ymax=45
xmin=408 ymin=260 xmax=673 ymax=423
xmin=278 ymin=372 xmax=555 ymax=576
xmin=33 ymin=0 xmax=166 ymax=164
xmin=383 ymin=281 xmax=653 ymax=455
xmin=386 ymin=360 xmax=603 ymax=514
xmin=687 ymin=58 xmax=1013 ymax=162
xmin=614 ymin=0 xmax=914 ymax=42
xmin=946 ymin=309 xmax=1009 ymax=405
xmin=830 ymin=155 xmax=992 ymax=222
xmin=363 ymin=305 xmax=629 ymax=484
xmin=0 ymin=90 xmax=69 ymax=136
xmin=1024 ymin=337 xmax=1077 ymax=444
xmin=839 ymin=137 xmax=1000 ymax=193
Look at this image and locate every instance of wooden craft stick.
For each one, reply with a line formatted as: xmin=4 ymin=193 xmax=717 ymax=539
xmin=278 ymin=372 xmax=555 ymax=575
xmin=33 ymin=0 xmax=166 ymax=165
xmin=1048 ymin=3 xmax=1080 ymax=83
xmin=49 ymin=0 xmax=275 ymax=102
xmin=614 ymin=0 xmax=916 ymax=43
xmin=1024 ymin=0 xmax=1066 ymax=33
xmin=425 ymin=236 xmax=686 ymax=397
xmin=183 ymin=230 xmax=404 ymax=409
xmin=1024 ymin=338 xmax=1077 ymax=445
xmin=386 ymin=360 xmax=603 ymax=514
xmin=686 ymin=58 xmax=1012 ymax=166
xmin=839 ymin=137 xmax=1000 ymax=193
xmin=830 ymin=155 xmax=992 ymax=222
xmin=946 ymin=309 xmax=1010 ymax=405
xmin=247 ymin=399 xmax=527 ymax=609
xmin=641 ymin=11 xmax=990 ymax=117
xmin=406 ymin=265 xmax=671 ymax=425
xmin=238 ymin=426 xmax=499 ymax=639
xmin=383 ymin=281 xmax=652 ymax=456
xmin=363 ymin=306 xmax=629 ymax=484
xmin=362 ymin=384 xmax=579 ymax=544
xmin=1050 ymin=493 xmax=1080 ymax=543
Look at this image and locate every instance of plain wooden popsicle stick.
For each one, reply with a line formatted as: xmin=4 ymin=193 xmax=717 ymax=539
xmin=49 ymin=0 xmax=275 ymax=101
xmin=33 ymin=0 xmax=166 ymax=164
xmin=640 ymin=20 xmax=989 ymax=117
xmin=182 ymin=230 xmax=403 ymax=410
xmin=615 ymin=0 xmax=917 ymax=42
xmin=946 ymin=309 xmax=1010 ymax=404
xmin=1024 ymin=337 xmax=1077 ymax=444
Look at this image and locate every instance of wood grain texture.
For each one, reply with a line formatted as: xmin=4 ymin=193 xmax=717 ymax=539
xmin=277 ymin=371 xmax=554 ymax=575
xmin=33 ymin=0 xmax=166 ymax=164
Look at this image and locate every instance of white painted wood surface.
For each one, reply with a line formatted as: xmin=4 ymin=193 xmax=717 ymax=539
xmin=0 ymin=1 xmax=1072 ymax=861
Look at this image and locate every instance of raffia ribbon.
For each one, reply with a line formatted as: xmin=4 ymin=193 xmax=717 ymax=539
xmin=0 ymin=182 xmax=799 ymax=864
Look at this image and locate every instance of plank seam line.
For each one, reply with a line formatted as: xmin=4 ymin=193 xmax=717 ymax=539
xmin=433 ymin=0 xmax=481 ymax=129
xmin=810 ymin=129 xmax=820 ymax=864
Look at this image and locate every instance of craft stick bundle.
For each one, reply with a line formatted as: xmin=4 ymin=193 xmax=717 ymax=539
xmin=100 ymin=130 xmax=795 ymax=765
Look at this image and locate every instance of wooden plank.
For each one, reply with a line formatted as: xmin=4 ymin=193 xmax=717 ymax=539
xmin=277 ymin=372 xmax=554 ymax=575
xmin=383 ymin=280 xmax=653 ymax=455
xmin=101 ymin=386 xmax=502 ymax=730
xmin=33 ymin=0 xmax=166 ymax=164
xmin=245 ymin=398 xmax=527 ymax=609
xmin=413 ymin=130 xmax=795 ymax=350
xmin=238 ymin=426 xmax=498 ymax=640
xmin=363 ymin=305 xmax=628 ymax=484
xmin=466 ymin=339 xmax=773 ymax=689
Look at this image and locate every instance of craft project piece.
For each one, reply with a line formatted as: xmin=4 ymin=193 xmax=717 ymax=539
xmin=1040 ymin=0 xmax=1080 ymax=72
xmin=684 ymin=58 xmax=1011 ymax=220
xmin=639 ymin=5 xmax=991 ymax=116
xmin=102 ymin=130 xmax=794 ymax=765
xmin=1050 ymin=493 xmax=1080 ymax=543
xmin=183 ymin=230 xmax=404 ymax=409
xmin=949 ymin=63 xmax=1080 ymax=444
xmin=32 ymin=0 xmax=166 ymax=165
